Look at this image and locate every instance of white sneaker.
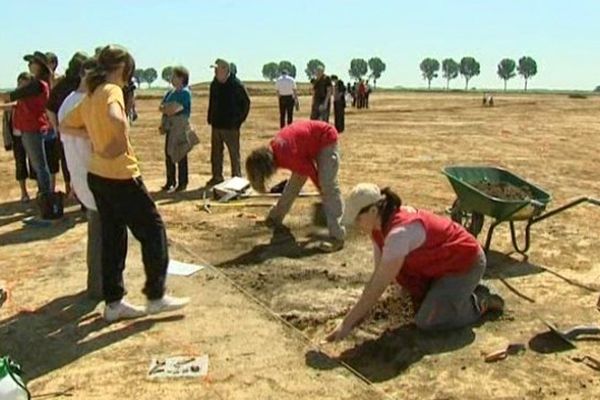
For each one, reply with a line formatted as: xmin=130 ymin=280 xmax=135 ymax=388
xmin=147 ymin=295 xmax=189 ymax=315
xmin=103 ymin=300 xmax=147 ymax=322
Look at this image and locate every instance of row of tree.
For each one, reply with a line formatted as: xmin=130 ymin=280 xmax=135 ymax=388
xmin=419 ymin=56 xmax=538 ymax=91
xmin=262 ymin=58 xmax=387 ymax=87
xmin=135 ymin=56 xmax=537 ymax=91
xmin=134 ymin=63 xmax=240 ymax=87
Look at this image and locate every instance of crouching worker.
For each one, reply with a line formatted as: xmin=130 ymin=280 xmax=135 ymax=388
xmin=326 ymin=183 xmax=504 ymax=341
xmin=246 ymin=120 xmax=345 ymax=252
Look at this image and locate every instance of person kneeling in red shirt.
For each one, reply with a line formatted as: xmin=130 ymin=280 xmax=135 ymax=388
xmin=246 ymin=120 xmax=345 ymax=252
xmin=326 ymin=183 xmax=504 ymax=342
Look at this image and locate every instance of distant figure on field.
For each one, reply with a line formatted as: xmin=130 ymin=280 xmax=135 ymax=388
xmin=364 ymin=80 xmax=371 ymax=109
xmin=310 ymin=66 xmax=332 ymax=122
xmin=159 ymin=66 xmax=195 ymax=193
xmin=357 ymin=80 xmax=366 ymax=109
xmin=482 ymin=93 xmax=494 ymax=107
xmin=207 ymin=58 xmax=251 ymax=187
xmin=331 ymin=75 xmax=346 ymax=133
xmin=275 ymin=69 xmax=297 ymax=128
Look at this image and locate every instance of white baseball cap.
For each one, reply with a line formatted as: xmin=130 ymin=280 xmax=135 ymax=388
xmin=341 ymin=183 xmax=384 ymax=226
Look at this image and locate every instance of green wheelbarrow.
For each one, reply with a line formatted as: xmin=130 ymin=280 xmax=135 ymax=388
xmin=443 ymin=166 xmax=600 ymax=254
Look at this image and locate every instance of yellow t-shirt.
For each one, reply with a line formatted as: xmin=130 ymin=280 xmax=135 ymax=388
xmin=62 ymin=83 xmax=141 ymax=179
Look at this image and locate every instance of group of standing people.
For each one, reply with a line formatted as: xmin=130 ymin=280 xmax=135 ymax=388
xmin=157 ymin=58 xmax=251 ymax=193
xmin=348 ymin=79 xmax=371 ymax=109
xmin=274 ymin=66 xmax=346 ymax=134
xmin=2 ymin=46 xmax=189 ymax=322
xmin=1 ymin=46 xmax=509 ymax=345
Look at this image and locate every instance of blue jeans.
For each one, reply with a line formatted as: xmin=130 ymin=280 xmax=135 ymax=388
xmin=20 ymin=132 xmax=51 ymax=194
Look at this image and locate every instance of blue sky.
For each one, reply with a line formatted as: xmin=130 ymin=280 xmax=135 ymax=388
xmin=0 ymin=0 xmax=597 ymax=90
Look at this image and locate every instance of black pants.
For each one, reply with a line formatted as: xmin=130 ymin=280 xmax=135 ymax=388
xmin=12 ymin=135 xmax=33 ymax=181
xmin=164 ymin=134 xmax=188 ymax=188
xmin=310 ymin=100 xmax=331 ymax=122
xmin=58 ymin=140 xmax=70 ymax=184
xmin=278 ymin=95 xmax=295 ymax=128
xmin=88 ymin=173 xmax=168 ymax=303
xmin=334 ymin=101 xmax=345 ymax=133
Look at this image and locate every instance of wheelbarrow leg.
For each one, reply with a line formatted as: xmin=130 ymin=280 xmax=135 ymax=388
xmin=484 ymin=220 xmax=501 ymax=253
xmin=509 ymin=220 xmax=532 ymax=255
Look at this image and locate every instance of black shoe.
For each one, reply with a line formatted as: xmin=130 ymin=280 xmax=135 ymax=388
xmin=175 ymin=185 xmax=187 ymax=192
xmin=161 ymin=184 xmax=174 ymax=192
xmin=205 ymin=178 xmax=224 ymax=187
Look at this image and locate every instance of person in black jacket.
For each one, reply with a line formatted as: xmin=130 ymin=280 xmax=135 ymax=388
xmin=331 ymin=75 xmax=346 ymax=133
xmin=206 ymin=58 xmax=251 ymax=186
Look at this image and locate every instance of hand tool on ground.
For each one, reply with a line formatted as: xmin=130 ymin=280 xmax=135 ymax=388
xmin=571 ymin=355 xmax=600 ymax=372
xmin=483 ymin=343 xmax=526 ymax=363
xmin=541 ymin=320 xmax=600 ymax=348
xmin=201 ymin=191 xmax=212 ymax=214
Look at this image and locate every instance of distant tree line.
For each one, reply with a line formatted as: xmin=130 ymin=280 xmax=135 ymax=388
xmin=420 ymin=56 xmax=538 ymax=91
xmin=261 ymin=57 xmax=387 ymax=87
xmin=135 ymin=55 xmax=538 ymax=91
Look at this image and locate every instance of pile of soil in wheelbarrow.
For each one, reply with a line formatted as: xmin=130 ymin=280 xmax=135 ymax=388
xmin=473 ymin=181 xmax=534 ymax=201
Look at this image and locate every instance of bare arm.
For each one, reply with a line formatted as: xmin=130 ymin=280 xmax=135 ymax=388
xmin=0 ymin=102 xmax=16 ymax=110
xmin=325 ymin=256 xmax=405 ymax=342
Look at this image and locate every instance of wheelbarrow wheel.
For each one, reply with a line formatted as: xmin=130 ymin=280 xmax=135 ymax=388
xmin=450 ymin=199 xmax=484 ymax=237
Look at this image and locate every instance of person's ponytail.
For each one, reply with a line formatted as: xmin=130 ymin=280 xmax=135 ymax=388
xmin=378 ymin=187 xmax=402 ymax=229
xmin=85 ymin=65 xmax=109 ymax=94
xmin=85 ymin=45 xmax=135 ymax=94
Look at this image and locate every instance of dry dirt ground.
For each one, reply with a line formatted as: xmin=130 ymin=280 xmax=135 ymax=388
xmin=1 ymin=90 xmax=600 ymax=399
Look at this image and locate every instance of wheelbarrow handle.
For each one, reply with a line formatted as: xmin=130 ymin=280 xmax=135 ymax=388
xmin=563 ymin=325 xmax=600 ymax=340
xmin=587 ymin=198 xmax=600 ymax=207
xmin=529 ymin=199 xmax=546 ymax=209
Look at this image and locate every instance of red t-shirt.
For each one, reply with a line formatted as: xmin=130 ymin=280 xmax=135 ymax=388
xmin=372 ymin=209 xmax=481 ymax=304
xmin=12 ymin=80 xmax=50 ymax=133
xmin=270 ymin=120 xmax=338 ymax=189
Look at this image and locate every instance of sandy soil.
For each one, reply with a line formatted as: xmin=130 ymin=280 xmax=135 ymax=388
xmin=1 ymin=90 xmax=599 ymax=399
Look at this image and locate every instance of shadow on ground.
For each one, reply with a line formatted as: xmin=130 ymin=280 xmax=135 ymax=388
xmin=306 ymin=324 xmax=476 ymax=382
xmin=0 ymin=209 xmax=85 ymax=246
xmin=0 ymin=291 xmax=183 ymax=381
xmin=216 ymin=225 xmax=326 ymax=268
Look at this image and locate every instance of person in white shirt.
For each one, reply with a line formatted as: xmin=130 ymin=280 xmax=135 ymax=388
xmin=57 ymin=57 xmax=103 ymax=300
xmin=275 ymin=70 xmax=297 ymax=128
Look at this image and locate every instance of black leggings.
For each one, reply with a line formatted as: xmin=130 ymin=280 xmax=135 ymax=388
xmin=88 ymin=173 xmax=168 ymax=303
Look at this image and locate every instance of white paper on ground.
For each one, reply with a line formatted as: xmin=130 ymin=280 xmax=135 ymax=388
xmin=147 ymin=355 xmax=209 ymax=379
xmin=167 ymin=260 xmax=205 ymax=276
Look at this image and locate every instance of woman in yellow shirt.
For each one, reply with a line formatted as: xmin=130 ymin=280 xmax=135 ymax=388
xmin=61 ymin=45 xmax=188 ymax=322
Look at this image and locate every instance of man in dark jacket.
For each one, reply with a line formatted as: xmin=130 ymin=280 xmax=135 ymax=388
xmin=206 ymin=58 xmax=251 ymax=186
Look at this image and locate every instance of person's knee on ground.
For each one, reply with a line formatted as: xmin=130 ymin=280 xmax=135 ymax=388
xmin=414 ymin=297 xmax=479 ymax=332
xmin=414 ymin=306 xmax=462 ymax=332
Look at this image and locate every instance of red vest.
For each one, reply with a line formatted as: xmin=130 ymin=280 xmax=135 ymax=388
xmin=270 ymin=120 xmax=338 ymax=188
xmin=12 ymin=80 xmax=50 ymax=133
xmin=372 ymin=209 xmax=481 ymax=303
